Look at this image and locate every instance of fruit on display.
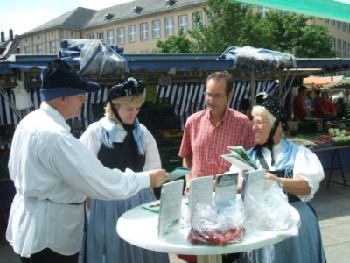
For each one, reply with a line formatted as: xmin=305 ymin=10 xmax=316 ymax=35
xmin=328 ymin=128 xmax=350 ymax=145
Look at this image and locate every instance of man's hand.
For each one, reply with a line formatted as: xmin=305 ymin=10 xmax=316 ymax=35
xmin=149 ymin=169 xmax=170 ymax=188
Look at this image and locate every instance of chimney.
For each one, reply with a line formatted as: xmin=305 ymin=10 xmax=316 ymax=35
xmin=1 ymin=32 xmax=4 ymax=43
xmin=9 ymin=29 xmax=13 ymax=40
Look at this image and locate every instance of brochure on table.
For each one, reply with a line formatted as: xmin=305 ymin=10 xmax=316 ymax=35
xmin=214 ymin=173 xmax=238 ymax=202
xmin=241 ymin=169 xmax=265 ymax=204
xmin=188 ymin=175 xmax=214 ymax=216
xmin=158 ymin=180 xmax=184 ymax=238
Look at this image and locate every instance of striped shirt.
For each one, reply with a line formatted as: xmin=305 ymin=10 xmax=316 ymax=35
xmin=179 ymin=108 xmax=254 ymax=178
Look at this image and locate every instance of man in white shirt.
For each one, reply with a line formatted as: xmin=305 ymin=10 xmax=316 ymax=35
xmin=6 ymin=59 xmax=169 ymax=263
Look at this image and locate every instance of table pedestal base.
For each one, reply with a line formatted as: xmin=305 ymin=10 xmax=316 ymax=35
xmin=197 ymin=255 xmax=222 ymax=263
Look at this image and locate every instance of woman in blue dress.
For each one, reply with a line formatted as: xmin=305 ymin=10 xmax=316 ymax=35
xmin=80 ymin=78 xmax=170 ymax=263
xmin=240 ymin=92 xmax=326 ymax=263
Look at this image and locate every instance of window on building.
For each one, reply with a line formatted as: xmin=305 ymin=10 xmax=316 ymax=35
xmin=178 ymin=15 xmax=188 ymax=33
xmin=23 ymin=46 xmax=31 ymax=54
xmin=331 ymin=20 xmax=335 ymax=26
xmin=192 ymin=11 xmax=203 ymax=30
xmin=342 ymin=22 xmax=347 ymax=31
xmin=325 ymin=19 xmax=329 ymax=23
xmin=258 ymin=6 xmax=270 ymax=18
xmin=129 ymin=25 xmax=136 ymax=42
xmin=87 ymin=33 xmax=94 ymax=39
xmin=152 ymin=20 xmax=161 ymax=38
xmin=50 ymin=41 xmax=57 ymax=54
xmin=140 ymin=22 xmax=148 ymax=40
xmin=107 ymin=30 xmax=115 ymax=45
xmin=343 ymin=41 xmax=347 ymax=57
xmin=348 ymin=23 xmax=350 ymax=33
xmin=97 ymin=32 xmax=104 ymax=41
xmin=348 ymin=43 xmax=350 ymax=58
xmin=165 ymin=17 xmax=174 ymax=36
xmin=36 ymin=44 xmax=43 ymax=54
xmin=117 ymin=27 xmax=125 ymax=44
xmin=337 ymin=21 xmax=341 ymax=29
xmin=338 ymin=39 xmax=341 ymax=57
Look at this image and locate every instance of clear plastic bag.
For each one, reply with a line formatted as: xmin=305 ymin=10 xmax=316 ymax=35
xmin=188 ymin=200 xmax=245 ymax=246
xmin=244 ymin=180 xmax=291 ymax=231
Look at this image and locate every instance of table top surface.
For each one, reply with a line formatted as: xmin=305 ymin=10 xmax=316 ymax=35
xmin=116 ymin=201 xmax=300 ymax=255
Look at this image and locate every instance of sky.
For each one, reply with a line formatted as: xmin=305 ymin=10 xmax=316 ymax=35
xmin=0 ymin=0 xmax=133 ymax=38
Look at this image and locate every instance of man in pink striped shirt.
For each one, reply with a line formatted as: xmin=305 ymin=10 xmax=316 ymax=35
xmin=178 ymin=71 xmax=254 ymax=194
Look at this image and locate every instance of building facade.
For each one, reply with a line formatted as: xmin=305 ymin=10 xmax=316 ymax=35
xmin=16 ymin=0 xmax=350 ymax=57
xmin=311 ymin=18 xmax=350 ymax=58
xmin=18 ymin=0 xmax=207 ymax=55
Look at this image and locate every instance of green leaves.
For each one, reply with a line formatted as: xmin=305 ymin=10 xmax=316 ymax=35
xmin=156 ymin=0 xmax=334 ymax=57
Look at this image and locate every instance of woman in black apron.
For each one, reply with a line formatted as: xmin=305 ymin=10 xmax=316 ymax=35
xmin=80 ymin=78 xmax=170 ymax=263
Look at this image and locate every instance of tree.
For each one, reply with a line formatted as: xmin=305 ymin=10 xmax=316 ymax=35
xmin=258 ymin=11 xmax=335 ymax=57
xmin=156 ymin=0 xmax=335 ymax=57
xmin=190 ymin=0 xmax=261 ymax=53
xmin=155 ymin=29 xmax=194 ymax=53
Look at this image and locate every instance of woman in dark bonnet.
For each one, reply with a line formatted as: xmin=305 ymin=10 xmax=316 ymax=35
xmin=240 ymin=92 xmax=326 ymax=263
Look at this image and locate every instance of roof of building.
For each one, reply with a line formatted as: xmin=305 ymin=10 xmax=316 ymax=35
xmin=19 ymin=0 xmax=206 ymax=35
xmin=84 ymin=0 xmax=206 ymax=29
xmin=23 ymin=7 xmax=96 ymax=34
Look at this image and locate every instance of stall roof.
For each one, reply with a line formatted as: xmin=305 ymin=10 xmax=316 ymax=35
xmin=303 ymin=75 xmax=344 ymax=86
xmin=1 ymin=54 xmax=350 ymax=81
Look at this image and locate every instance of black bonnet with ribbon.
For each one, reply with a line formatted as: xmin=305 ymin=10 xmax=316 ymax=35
xmin=255 ymin=92 xmax=289 ymax=168
xmin=108 ymin=77 xmax=145 ymax=131
xmin=255 ymin=92 xmax=289 ymax=132
xmin=108 ymin=77 xmax=145 ymax=102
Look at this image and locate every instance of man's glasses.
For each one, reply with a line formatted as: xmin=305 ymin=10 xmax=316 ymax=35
xmin=203 ymin=92 xmax=226 ymax=100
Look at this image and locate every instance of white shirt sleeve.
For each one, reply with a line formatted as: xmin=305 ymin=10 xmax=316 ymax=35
xmin=50 ymin=134 xmax=150 ymax=200
xmin=293 ymin=146 xmax=325 ymax=202
xmin=79 ymin=123 xmax=102 ymax=156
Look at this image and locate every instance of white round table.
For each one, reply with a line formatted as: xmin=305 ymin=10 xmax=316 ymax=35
xmin=117 ymin=201 xmax=300 ymax=263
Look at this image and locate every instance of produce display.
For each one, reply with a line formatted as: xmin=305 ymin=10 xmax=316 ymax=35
xmin=328 ymin=128 xmax=350 ymax=146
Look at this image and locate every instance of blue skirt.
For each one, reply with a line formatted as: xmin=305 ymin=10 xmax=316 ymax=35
xmin=86 ymin=188 xmax=170 ymax=263
xmin=241 ymin=202 xmax=326 ymax=263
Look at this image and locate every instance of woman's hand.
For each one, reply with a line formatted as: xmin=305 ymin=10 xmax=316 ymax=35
xmin=265 ymin=172 xmax=284 ymax=188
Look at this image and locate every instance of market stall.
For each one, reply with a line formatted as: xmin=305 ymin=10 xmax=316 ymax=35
xmin=1 ymin=43 xmax=350 ymax=178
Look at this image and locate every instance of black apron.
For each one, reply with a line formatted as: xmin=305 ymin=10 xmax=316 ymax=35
xmin=97 ymin=131 xmax=145 ymax=172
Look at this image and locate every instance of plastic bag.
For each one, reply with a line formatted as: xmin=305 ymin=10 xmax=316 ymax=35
xmin=59 ymin=39 xmax=128 ymax=76
xmin=188 ymin=200 xmax=245 ymax=246
xmin=244 ymin=180 xmax=291 ymax=231
xmin=80 ymin=40 xmax=128 ymax=76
